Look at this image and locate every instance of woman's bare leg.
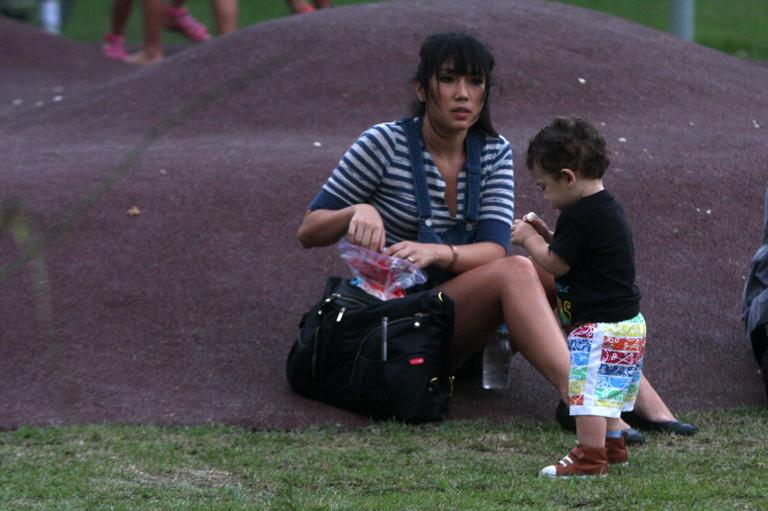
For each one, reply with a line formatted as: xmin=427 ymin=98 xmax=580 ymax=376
xmin=633 ymin=375 xmax=677 ymax=422
xmin=439 ymin=256 xmax=571 ymax=402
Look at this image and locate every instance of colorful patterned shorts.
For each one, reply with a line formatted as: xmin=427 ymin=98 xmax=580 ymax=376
xmin=567 ymin=313 xmax=646 ymax=418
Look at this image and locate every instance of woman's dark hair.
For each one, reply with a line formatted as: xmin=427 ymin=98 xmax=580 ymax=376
xmin=525 ymin=117 xmax=610 ymax=179
xmin=410 ymin=32 xmax=497 ymax=137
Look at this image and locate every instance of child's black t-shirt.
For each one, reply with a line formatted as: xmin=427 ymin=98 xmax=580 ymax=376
xmin=549 ymin=189 xmax=640 ymax=327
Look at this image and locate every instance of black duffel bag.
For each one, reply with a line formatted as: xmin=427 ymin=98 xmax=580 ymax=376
xmin=286 ymin=277 xmax=455 ymax=423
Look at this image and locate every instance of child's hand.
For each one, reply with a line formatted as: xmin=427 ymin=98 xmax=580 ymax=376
xmin=511 ymin=219 xmax=537 ymax=247
xmin=523 ymin=212 xmax=553 ymax=243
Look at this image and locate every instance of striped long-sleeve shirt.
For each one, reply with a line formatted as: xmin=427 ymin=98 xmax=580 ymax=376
xmin=308 ymin=119 xmax=515 ymax=248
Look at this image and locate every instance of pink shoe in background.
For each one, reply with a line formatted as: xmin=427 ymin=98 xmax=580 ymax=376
xmin=164 ymin=6 xmax=210 ymax=42
xmin=102 ymin=33 xmax=128 ymax=61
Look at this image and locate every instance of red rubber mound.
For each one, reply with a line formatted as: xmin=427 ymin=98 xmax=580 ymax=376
xmin=1 ymin=0 xmax=766 ymax=429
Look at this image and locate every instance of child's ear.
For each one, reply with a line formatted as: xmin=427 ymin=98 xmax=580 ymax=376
xmin=560 ymin=168 xmax=577 ymax=186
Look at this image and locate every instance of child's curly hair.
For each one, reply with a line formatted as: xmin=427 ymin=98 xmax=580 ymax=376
xmin=526 ymin=117 xmax=610 ymax=179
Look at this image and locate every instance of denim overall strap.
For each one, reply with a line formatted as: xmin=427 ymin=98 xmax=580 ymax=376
xmin=401 ymin=118 xmax=483 ymax=235
xmin=400 ymin=118 xmax=484 ymax=288
xmin=464 ymin=129 xmax=482 ymax=223
xmin=401 ymin=118 xmax=433 ymax=223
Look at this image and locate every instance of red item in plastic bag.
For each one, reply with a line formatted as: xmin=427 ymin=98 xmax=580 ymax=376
xmin=338 ymin=240 xmax=427 ymax=300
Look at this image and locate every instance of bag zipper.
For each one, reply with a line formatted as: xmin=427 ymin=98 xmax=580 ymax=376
xmin=350 ymin=313 xmax=428 ymax=374
xmin=429 ymin=375 xmax=455 ymax=397
xmin=312 ymin=290 xmax=373 ymax=377
xmin=330 ymin=292 xmax=370 ymax=307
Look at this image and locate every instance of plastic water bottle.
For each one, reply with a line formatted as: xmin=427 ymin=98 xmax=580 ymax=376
xmin=482 ymin=325 xmax=513 ymax=390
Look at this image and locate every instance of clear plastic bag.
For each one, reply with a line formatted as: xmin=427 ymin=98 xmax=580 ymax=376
xmin=338 ymin=240 xmax=427 ymax=300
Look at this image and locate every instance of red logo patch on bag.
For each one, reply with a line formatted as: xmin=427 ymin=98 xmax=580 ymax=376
xmin=409 ymin=357 xmax=425 ymax=366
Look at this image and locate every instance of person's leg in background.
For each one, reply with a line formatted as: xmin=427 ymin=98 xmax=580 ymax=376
xmin=165 ymin=0 xmax=209 ymax=41
xmin=210 ymin=0 xmax=237 ymax=35
xmin=125 ymin=0 xmax=164 ymax=65
xmin=103 ymin=0 xmax=134 ymax=60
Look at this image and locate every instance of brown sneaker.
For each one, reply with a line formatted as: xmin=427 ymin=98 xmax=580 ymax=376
xmin=606 ymin=435 xmax=628 ymax=465
xmin=539 ymin=445 xmax=608 ymax=478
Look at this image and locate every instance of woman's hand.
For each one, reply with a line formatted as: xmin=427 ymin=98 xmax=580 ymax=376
xmin=348 ymin=204 xmax=387 ymax=252
xmin=385 ymin=241 xmax=450 ymax=269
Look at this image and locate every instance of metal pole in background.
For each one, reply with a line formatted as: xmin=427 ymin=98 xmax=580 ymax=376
xmin=40 ymin=0 xmax=62 ymax=34
xmin=669 ymin=0 xmax=695 ymax=41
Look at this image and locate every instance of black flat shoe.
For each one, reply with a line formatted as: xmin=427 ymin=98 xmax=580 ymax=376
xmin=650 ymin=420 xmax=699 ymax=435
xmin=622 ymin=427 xmax=646 ymax=445
xmin=621 ymin=410 xmax=699 ymax=436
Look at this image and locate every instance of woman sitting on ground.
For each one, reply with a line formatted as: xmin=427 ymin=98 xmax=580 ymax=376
xmin=297 ymin=31 xmax=696 ymax=441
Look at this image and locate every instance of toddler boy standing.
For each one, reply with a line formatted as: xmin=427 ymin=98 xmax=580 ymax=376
xmin=512 ymin=117 xmax=645 ymax=478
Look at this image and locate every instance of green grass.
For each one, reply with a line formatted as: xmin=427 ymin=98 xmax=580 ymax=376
xmin=2 ymin=407 xmax=767 ymax=510
xmin=55 ymin=0 xmax=768 ymax=60
xmin=558 ymin=0 xmax=768 ymax=59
